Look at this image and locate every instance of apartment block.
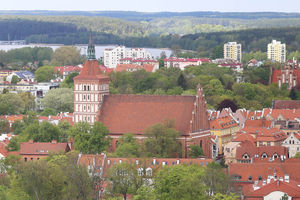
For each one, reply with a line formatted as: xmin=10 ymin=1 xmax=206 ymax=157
xmin=267 ymin=40 xmax=286 ymax=63
xmin=224 ymin=42 xmax=242 ymax=62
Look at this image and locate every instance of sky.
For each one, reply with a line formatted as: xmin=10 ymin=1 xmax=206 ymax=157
xmin=1 ymin=0 xmax=300 ymax=12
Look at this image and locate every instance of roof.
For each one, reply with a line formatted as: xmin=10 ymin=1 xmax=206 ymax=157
xmin=74 ymin=60 xmax=109 ymax=81
xmin=245 ymin=180 xmax=300 ymax=198
xmin=210 ymin=116 xmax=239 ymax=130
xmin=273 ymin=100 xmax=300 ymax=109
xmin=13 ymin=71 xmax=34 ymax=79
xmin=99 ymin=94 xmax=197 ymax=135
xmin=115 ymin=64 xmax=155 ymax=73
xmin=236 ymin=143 xmax=288 ymax=161
xmin=164 ymin=57 xmax=210 ymax=63
xmin=20 ymin=141 xmax=70 ymax=155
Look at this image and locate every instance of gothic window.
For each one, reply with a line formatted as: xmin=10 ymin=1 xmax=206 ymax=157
xmin=87 ymin=106 xmax=90 ymax=111
xmin=87 ymin=95 xmax=90 ymax=100
xmin=83 ymin=95 xmax=86 ymax=100
xmin=146 ymin=168 xmax=153 ymax=176
xmin=87 ymin=85 xmax=90 ymax=91
xmin=84 ymin=85 xmax=86 ymax=91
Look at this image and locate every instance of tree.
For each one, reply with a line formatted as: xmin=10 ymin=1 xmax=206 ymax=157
xmin=0 ymin=93 xmax=25 ymax=115
xmin=294 ymin=152 xmax=300 ymax=158
xmin=12 ymin=120 xmax=25 ymax=135
xmin=106 ymin=162 xmax=143 ymax=200
xmin=189 ymin=145 xmax=204 ymax=158
xmin=32 ymin=121 xmax=61 ymax=142
xmin=40 ymin=107 xmax=57 ymax=116
xmin=143 ymin=120 xmax=181 ymax=158
xmin=50 ymin=46 xmax=85 ymax=66
xmin=114 ymin=134 xmax=140 ymax=158
xmin=133 ymin=185 xmax=156 ymax=200
xmin=214 ymin=193 xmax=239 ymax=200
xmin=154 ymin=165 xmax=207 ymax=200
xmin=177 ymin=73 xmax=187 ymax=90
xmin=35 ymin=66 xmax=55 ymax=82
xmin=60 ymin=72 xmax=79 ymax=88
xmin=217 ymin=99 xmax=238 ymax=112
xmin=18 ymin=92 xmax=35 ymax=112
xmin=11 ymin=75 xmax=20 ymax=84
xmin=289 ymin=88 xmax=300 ymax=100
xmin=281 ymin=193 xmax=289 ymax=200
xmin=69 ymin=122 xmax=110 ymax=154
xmin=211 ymin=45 xmax=223 ymax=59
xmin=43 ymin=88 xmax=74 ymax=112
xmin=0 ymin=119 xmax=10 ymax=134
xmin=203 ymin=162 xmax=232 ymax=196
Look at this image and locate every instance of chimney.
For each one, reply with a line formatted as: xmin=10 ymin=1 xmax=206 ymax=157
xmin=51 ymin=140 xmax=57 ymax=144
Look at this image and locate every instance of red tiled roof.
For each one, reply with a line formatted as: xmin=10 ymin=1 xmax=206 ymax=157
xmin=115 ymin=64 xmax=155 ymax=73
xmin=210 ymin=116 xmax=239 ymax=130
xmin=273 ymin=100 xmax=300 ymax=109
xmin=164 ymin=57 xmax=210 ymax=63
xmin=99 ymin=94 xmax=197 ymax=135
xmin=74 ymin=60 xmax=109 ymax=81
xmin=245 ymin=180 xmax=300 ymax=198
xmin=233 ymin=133 xmax=256 ymax=144
xmin=20 ymin=141 xmax=70 ymax=155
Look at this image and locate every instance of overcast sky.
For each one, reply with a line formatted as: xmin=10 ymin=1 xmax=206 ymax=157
xmin=1 ymin=0 xmax=300 ymax=12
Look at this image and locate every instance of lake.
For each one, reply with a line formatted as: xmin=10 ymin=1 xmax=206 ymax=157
xmin=0 ymin=44 xmax=172 ymax=59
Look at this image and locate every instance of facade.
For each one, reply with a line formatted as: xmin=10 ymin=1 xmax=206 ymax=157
xmin=115 ymin=64 xmax=158 ymax=72
xmin=224 ymin=42 xmax=242 ymax=62
xmin=104 ymin=46 xmax=153 ymax=68
xmin=19 ymin=140 xmax=71 ymax=162
xmin=267 ymin=40 xmax=286 ymax=63
xmin=282 ymin=132 xmax=300 ymax=157
xmin=269 ymin=65 xmax=300 ymax=90
xmin=210 ymin=116 xmax=240 ymax=154
xmin=163 ymin=57 xmax=210 ymax=70
xmin=119 ymin=58 xmax=159 ymax=69
xmin=73 ymin=34 xmax=110 ymax=124
xmin=6 ymin=70 xmax=35 ymax=83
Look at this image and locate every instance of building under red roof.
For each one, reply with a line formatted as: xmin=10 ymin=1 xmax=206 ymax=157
xmin=115 ymin=64 xmax=157 ymax=72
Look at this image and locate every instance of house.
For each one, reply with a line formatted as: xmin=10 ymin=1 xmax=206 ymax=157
xmin=228 ymin=160 xmax=300 ymax=199
xmin=272 ymin=100 xmax=300 ymax=109
xmin=163 ymin=57 xmax=210 ymax=70
xmin=19 ymin=140 xmax=71 ymax=162
xmin=282 ymin=132 xmax=300 ymax=157
xmin=6 ymin=71 xmax=35 ymax=83
xmin=77 ymin=153 xmax=213 ymax=197
xmin=54 ymin=65 xmax=83 ymax=79
xmin=74 ymin=34 xmax=216 ymax=158
xmin=115 ymin=64 xmax=158 ymax=72
xmin=119 ymin=58 xmax=159 ymax=69
xmin=210 ymin=116 xmax=240 ymax=154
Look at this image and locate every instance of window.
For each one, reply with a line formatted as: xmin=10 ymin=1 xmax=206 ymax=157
xmin=146 ymin=168 xmax=153 ymax=176
xmin=84 ymin=85 xmax=86 ymax=91
xmin=267 ymin=142 xmax=271 ymax=146
xmin=83 ymin=95 xmax=86 ymax=100
xmin=261 ymin=153 xmax=268 ymax=159
xmin=24 ymin=157 xmax=27 ymax=162
xmin=248 ymin=176 xmax=252 ymax=181
xmin=138 ymin=168 xmax=144 ymax=176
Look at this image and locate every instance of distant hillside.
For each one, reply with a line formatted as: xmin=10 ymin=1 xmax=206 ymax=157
xmin=1 ymin=10 xmax=300 ymax=20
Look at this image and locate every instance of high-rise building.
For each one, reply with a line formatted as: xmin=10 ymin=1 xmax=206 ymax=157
xmin=104 ymin=46 xmax=153 ymax=68
xmin=224 ymin=42 xmax=242 ymax=62
xmin=267 ymin=40 xmax=286 ymax=63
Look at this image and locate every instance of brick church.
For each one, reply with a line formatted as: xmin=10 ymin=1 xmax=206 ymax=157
xmin=73 ymin=34 xmax=217 ymax=158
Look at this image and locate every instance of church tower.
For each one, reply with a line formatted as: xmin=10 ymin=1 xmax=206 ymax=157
xmin=73 ymin=33 xmax=110 ymax=124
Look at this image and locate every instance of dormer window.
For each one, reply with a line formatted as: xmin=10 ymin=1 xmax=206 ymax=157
xmin=261 ymin=153 xmax=268 ymax=159
xmin=243 ymin=154 xmax=250 ymax=159
xmin=248 ymin=176 xmax=252 ymax=181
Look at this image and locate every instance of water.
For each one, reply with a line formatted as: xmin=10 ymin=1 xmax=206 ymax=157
xmin=0 ymin=44 xmax=172 ymax=59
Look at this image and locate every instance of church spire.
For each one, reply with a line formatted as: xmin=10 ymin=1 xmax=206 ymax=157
xmin=87 ymin=31 xmax=96 ymax=60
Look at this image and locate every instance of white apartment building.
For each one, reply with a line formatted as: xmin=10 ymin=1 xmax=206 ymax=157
xmin=267 ymin=40 xmax=286 ymax=63
xmin=104 ymin=46 xmax=153 ymax=68
xmin=224 ymin=42 xmax=242 ymax=62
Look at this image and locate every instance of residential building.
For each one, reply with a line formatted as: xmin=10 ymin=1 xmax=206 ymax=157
xmin=272 ymin=100 xmax=300 ymax=109
xmin=163 ymin=57 xmax=210 ymax=70
xmin=6 ymin=70 xmax=35 ymax=83
xmin=119 ymin=58 xmax=159 ymax=69
xmin=267 ymin=40 xmax=286 ymax=63
xmin=74 ymin=36 xmax=216 ymax=158
xmin=104 ymin=46 xmax=153 ymax=68
xmin=209 ymin=116 xmax=240 ymax=154
xmin=228 ymin=160 xmax=300 ymax=199
xmin=282 ymin=132 xmax=300 ymax=157
xmin=19 ymin=140 xmax=71 ymax=162
xmin=224 ymin=42 xmax=242 ymax=62
xmin=54 ymin=65 xmax=83 ymax=79
xmin=115 ymin=64 xmax=158 ymax=72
